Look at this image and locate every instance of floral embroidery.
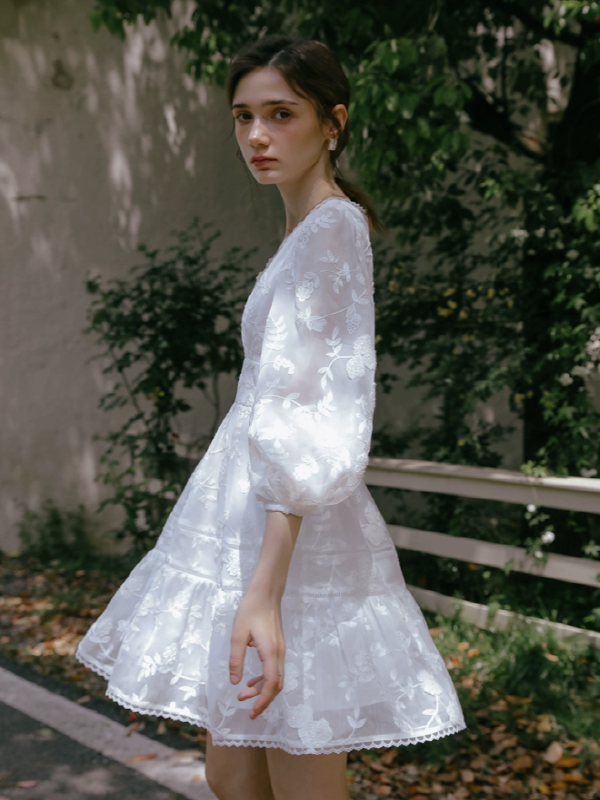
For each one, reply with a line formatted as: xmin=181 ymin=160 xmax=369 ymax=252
xmin=75 ymin=197 xmax=465 ymax=757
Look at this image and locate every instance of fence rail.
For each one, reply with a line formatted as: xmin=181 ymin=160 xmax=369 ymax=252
xmin=365 ymin=457 xmax=600 ymax=647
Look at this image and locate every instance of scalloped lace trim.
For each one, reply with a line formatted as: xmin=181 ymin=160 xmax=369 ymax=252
xmin=75 ymin=648 xmax=466 ymax=756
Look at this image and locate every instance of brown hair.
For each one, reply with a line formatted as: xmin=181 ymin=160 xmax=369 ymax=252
xmin=226 ymin=34 xmax=386 ymax=235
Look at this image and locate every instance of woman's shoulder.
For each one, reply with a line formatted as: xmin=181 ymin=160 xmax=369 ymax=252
xmin=294 ymin=195 xmax=369 ymax=253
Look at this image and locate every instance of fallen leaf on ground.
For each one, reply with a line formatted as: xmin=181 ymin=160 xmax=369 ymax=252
xmin=374 ymin=786 xmax=391 ymax=796
xmin=172 ymin=750 xmax=202 ymax=759
xmin=76 ymin=694 xmax=91 ymax=704
xmin=126 ymin=752 xmax=158 ymax=763
xmin=15 ymin=782 xmax=37 ymax=788
xmin=512 ymin=755 xmax=532 ymax=771
xmin=544 ymin=653 xmax=559 ymax=662
xmin=156 ymin=721 xmax=167 ymax=735
xmin=543 ymin=741 xmax=563 ymax=764
xmin=556 ymin=756 xmax=580 ymax=768
xmin=126 ymin=721 xmax=145 ymax=735
xmin=428 ymin=628 xmax=443 ymax=637
xmin=563 ymin=773 xmax=590 ymax=784
xmin=461 ymin=769 xmax=475 ymax=783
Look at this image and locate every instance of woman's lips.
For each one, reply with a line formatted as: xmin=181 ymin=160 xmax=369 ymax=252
xmin=252 ymin=158 xmax=276 ymax=167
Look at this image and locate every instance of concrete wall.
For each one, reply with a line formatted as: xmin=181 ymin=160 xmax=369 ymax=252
xmin=0 ymin=0 xmax=286 ymax=554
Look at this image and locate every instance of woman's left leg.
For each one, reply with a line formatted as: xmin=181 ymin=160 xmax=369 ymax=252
xmin=266 ymin=748 xmax=350 ymax=800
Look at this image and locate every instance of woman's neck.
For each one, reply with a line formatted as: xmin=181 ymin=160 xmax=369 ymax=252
xmin=278 ymin=175 xmax=346 ymax=236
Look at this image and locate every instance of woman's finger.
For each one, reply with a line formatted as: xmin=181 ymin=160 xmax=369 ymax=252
xmin=229 ymin=630 xmax=248 ymax=685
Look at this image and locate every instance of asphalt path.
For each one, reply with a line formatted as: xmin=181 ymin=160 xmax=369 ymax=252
xmin=0 ymin=656 xmax=215 ymax=800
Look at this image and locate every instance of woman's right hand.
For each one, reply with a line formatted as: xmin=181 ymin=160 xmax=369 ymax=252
xmin=228 ymin=588 xmax=286 ymax=720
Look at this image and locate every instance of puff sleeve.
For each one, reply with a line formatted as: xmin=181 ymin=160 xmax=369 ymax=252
xmin=247 ymin=203 xmax=377 ymax=516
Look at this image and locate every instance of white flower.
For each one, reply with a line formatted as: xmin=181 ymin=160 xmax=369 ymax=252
xmin=541 ymin=531 xmax=555 ymax=544
xmin=298 ymin=718 xmax=333 ymax=748
xmin=566 ymin=249 xmax=579 ymax=260
xmin=346 ymin=335 xmax=377 ymax=379
xmin=417 ymin=670 xmax=443 ymax=696
xmin=526 ymin=504 xmax=536 ymax=513
xmin=287 ymin=703 xmax=313 ymax=729
xmin=534 ymin=550 xmax=544 ymax=560
xmin=580 ymin=467 xmax=598 ymax=478
xmin=558 ymin=373 xmax=573 ymax=386
xmin=296 ymin=272 xmax=320 ymax=301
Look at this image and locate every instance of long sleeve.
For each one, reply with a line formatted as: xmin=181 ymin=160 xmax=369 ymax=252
xmin=247 ymin=202 xmax=377 ymax=517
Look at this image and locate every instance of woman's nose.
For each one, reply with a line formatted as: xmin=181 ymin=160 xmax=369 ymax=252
xmin=248 ymin=118 xmax=269 ymax=146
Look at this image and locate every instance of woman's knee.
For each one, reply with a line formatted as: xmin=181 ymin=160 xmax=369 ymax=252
xmin=205 ymin=732 xmax=275 ymax=800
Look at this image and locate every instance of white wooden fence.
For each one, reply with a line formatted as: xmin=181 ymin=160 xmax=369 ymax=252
xmin=365 ymin=457 xmax=600 ymax=649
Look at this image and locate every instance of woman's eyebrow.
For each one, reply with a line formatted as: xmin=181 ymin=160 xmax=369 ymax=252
xmin=232 ymin=99 xmax=300 ymax=109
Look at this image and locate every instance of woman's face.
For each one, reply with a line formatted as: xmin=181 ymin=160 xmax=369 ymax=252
xmin=232 ymin=66 xmax=344 ymax=186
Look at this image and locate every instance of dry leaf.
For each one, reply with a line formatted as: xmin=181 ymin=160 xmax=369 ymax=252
xmin=15 ymin=782 xmax=37 ymax=788
xmin=156 ymin=721 xmax=167 ymax=735
xmin=536 ymin=715 xmax=553 ymax=733
xmin=172 ymin=750 xmax=202 ymax=759
xmin=543 ymin=742 xmax=563 ymax=764
xmin=489 ymin=699 xmax=508 ymax=711
xmin=551 ymin=781 xmax=567 ymax=790
xmin=538 ymin=783 xmax=551 ymax=795
xmin=126 ymin=752 xmax=158 ymax=763
xmin=461 ymin=769 xmax=475 ymax=783
xmin=428 ymin=627 xmax=443 ymax=637
xmin=76 ymin=695 xmax=91 ymax=704
xmin=374 ymin=786 xmax=392 ymax=796
xmin=563 ymin=773 xmax=590 ymax=784
xmin=467 ymin=648 xmax=480 ymax=658
xmin=458 ymin=641 xmax=470 ymax=652
xmin=369 ymin=760 xmax=385 ymax=773
xmin=496 ymin=735 xmax=519 ymax=752
xmin=544 ymin=653 xmax=559 ymax=662
xmin=126 ymin=721 xmax=145 ymax=735
xmin=506 ymin=695 xmax=532 ymax=705
xmin=556 ymin=756 xmax=580 ymax=768
xmin=381 ymin=749 xmax=398 ymax=766
xmin=512 ymin=755 xmax=532 ymax=771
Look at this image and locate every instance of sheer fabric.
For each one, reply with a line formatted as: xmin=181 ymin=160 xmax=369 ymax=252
xmin=76 ymin=196 xmax=465 ymax=754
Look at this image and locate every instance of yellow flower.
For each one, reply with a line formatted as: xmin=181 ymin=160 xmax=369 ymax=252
xmin=462 ymin=334 xmax=475 ymax=342
xmin=438 ymin=307 xmax=452 ymax=316
xmin=388 ymin=280 xmax=400 ymax=293
xmin=526 ymin=390 xmax=534 ymax=398
xmin=487 ymin=288 xmax=495 ymax=299
xmin=444 ymin=287 xmax=456 ymax=296
xmin=514 ymin=393 xmax=525 ymax=403
xmin=447 ymin=300 xmax=457 ymax=309
xmin=466 ymin=288 xmax=476 ymax=298
xmin=405 ymin=286 xmax=416 ymax=294
xmin=507 ymin=298 xmax=514 ymax=308
xmin=375 ymin=334 xmax=382 ymax=344
xmin=458 ymin=310 xmax=468 ymax=320
xmin=458 ymin=439 xmax=466 ymax=446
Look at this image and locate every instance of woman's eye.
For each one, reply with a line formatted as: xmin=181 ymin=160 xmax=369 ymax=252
xmin=235 ymin=112 xmax=251 ymax=122
xmin=274 ymin=110 xmax=291 ymax=119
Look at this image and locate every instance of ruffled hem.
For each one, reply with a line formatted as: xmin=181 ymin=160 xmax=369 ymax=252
xmin=75 ymin=648 xmax=465 ymax=755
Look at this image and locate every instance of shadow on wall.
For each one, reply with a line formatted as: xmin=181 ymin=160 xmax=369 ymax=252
xmin=0 ymin=0 xmax=283 ymax=553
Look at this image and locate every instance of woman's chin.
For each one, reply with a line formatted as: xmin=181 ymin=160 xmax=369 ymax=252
xmin=253 ymin=173 xmax=281 ymax=185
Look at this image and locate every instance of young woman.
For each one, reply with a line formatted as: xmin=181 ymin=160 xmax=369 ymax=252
xmin=76 ymin=34 xmax=465 ymax=800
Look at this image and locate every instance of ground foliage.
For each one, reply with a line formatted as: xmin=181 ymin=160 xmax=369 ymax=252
xmin=87 ymin=0 xmax=600 ymax=580
xmin=85 ymin=219 xmax=256 ymax=552
xmin=1 ymin=550 xmax=599 ymax=799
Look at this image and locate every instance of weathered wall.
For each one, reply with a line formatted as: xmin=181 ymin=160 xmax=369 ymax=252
xmin=0 ymin=0 xmax=285 ymax=554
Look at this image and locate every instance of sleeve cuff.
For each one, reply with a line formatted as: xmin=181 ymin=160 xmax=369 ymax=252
xmin=264 ymin=503 xmax=299 ymax=515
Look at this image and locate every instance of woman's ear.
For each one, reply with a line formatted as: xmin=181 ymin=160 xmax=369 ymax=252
xmin=331 ymin=103 xmax=348 ymax=136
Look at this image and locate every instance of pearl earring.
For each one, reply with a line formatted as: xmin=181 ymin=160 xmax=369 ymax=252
xmin=328 ymin=137 xmax=337 ymax=151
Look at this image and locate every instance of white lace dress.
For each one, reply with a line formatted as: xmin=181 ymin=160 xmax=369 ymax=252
xmin=76 ymin=195 xmax=466 ymax=755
